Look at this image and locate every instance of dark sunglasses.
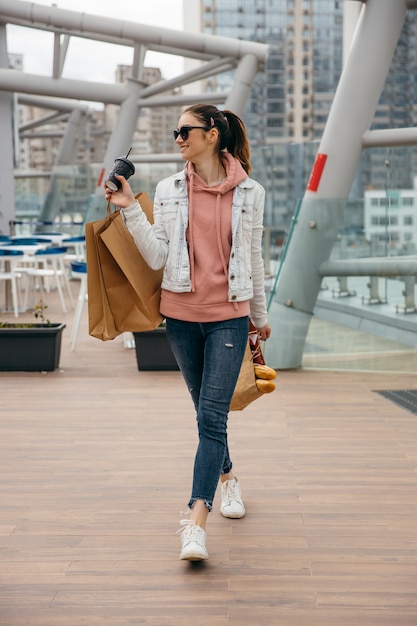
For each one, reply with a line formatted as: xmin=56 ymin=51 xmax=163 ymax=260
xmin=173 ymin=125 xmax=210 ymax=141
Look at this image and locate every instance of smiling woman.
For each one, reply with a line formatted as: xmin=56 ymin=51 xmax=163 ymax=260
xmin=104 ymin=102 xmax=271 ymax=562
xmin=7 ymin=0 xmax=184 ymax=82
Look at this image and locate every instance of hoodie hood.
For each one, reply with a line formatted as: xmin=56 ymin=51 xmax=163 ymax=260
xmin=186 ymin=151 xmax=247 ymax=194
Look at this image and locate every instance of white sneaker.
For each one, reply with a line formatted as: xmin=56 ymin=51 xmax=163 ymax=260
xmin=178 ymin=519 xmax=209 ymax=561
xmin=220 ymin=478 xmax=246 ymax=519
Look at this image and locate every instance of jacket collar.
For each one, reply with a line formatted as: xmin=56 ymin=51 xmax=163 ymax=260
xmin=174 ymin=166 xmax=254 ymax=189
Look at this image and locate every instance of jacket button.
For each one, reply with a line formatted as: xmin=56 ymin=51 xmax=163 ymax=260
xmin=231 ymin=295 xmax=237 ymax=300
xmin=230 ymin=274 xmax=235 ymax=280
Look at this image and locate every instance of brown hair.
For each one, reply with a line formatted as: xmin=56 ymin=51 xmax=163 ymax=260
xmin=183 ymin=103 xmax=251 ymax=174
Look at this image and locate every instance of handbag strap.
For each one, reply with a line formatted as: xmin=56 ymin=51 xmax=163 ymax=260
xmin=248 ymin=322 xmax=265 ymax=365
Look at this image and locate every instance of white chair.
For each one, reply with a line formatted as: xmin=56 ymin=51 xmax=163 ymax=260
xmin=0 ymin=249 xmax=25 ymax=318
xmin=23 ymin=246 xmax=74 ymax=314
xmin=64 ymin=235 xmax=86 ymax=262
xmin=70 ymin=260 xmax=87 ymax=350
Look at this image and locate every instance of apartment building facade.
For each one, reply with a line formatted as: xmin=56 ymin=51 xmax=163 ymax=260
xmin=185 ymin=1 xmax=417 ymax=228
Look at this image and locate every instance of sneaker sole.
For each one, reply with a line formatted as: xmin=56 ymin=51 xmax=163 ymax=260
xmin=220 ymin=509 xmax=246 ymax=519
xmin=180 ymin=550 xmax=209 ymax=561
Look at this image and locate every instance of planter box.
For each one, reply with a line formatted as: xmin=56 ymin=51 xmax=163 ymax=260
xmin=0 ymin=323 xmax=66 ymax=372
xmin=133 ymin=328 xmax=179 ymax=371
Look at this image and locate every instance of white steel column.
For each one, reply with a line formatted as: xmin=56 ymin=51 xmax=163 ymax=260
xmin=0 ymin=24 xmax=16 ymax=235
xmin=267 ymin=0 xmax=408 ymax=369
xmin=225 ymin=54 xmax=258 ymax=116
xmin=38 ymin=106 xmax=90 ymax=223
xmin=343 ymin=1 xmax=363 ymax=65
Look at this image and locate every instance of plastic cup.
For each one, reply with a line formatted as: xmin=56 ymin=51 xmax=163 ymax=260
xmin=105 ymin=157 xmax=135 ymax=191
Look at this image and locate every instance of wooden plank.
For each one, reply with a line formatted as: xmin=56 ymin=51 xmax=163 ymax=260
xmin=1 ymin=284 xmax=417 ymax=624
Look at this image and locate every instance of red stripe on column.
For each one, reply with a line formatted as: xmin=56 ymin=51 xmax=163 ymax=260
xmin=307 ymin=153 xmax=328 ymax=192
xmin=96 ymin=167 xmax=105 ymax=188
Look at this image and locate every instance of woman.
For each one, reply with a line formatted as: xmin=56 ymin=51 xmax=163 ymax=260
xmin=105 ymin=103 xmax=271 ymax=561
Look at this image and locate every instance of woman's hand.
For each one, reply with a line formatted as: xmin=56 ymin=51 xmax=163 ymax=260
xmin=104 ymin=175 xmax=136 ymax=208
xmin=256 ymin=323 xmax=271 ymax=341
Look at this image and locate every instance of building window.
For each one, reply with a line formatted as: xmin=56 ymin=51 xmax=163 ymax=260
xmin=376 ymin=216 xmax=398 ymax=226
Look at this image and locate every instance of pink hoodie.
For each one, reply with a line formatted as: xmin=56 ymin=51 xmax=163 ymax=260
xmin=160 ymin=152 xmax=250 ymax=322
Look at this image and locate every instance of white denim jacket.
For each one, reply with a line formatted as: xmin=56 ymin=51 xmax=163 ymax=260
xmin=122 ymin=169 xmax=268 ymax=328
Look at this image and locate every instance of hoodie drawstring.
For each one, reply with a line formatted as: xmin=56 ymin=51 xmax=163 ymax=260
xmin=187 ymin=171 xmax=196 ymax=292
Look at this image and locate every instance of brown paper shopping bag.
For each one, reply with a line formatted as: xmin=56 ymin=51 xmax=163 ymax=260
xmin=85 ymin=193 xmax=163 ymax=341
xmin=85 ymin=212 xmax=119 ymax=340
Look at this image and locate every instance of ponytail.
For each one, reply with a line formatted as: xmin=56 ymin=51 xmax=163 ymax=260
xmin=183 ymin=104 xmax=252 ymax=174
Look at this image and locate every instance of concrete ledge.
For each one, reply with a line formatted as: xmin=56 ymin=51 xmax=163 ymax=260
xmin=315 ymin=294 xmax=417 ymax=348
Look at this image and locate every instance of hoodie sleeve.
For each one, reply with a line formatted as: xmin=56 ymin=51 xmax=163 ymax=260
xmin=249 ymin=182 xmax=268 ymax=328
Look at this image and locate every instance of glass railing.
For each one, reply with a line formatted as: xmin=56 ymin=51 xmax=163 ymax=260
xmin=12 ymin=161 xmax=180 ymax=234
xmin=266 ymin=194 xmax=417 ymax=373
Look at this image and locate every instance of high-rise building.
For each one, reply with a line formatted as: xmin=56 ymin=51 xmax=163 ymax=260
xmin=184 ymin=0 xmax=345 ymax=224
xmin=185 ymin=1 xmax=417 ymax=228
xmin=191 ymin=0 xmax=344 ymax=146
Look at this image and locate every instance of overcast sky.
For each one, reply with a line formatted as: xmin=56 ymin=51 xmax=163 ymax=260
xmin=7 ymin=0 xmax=184 ymax=84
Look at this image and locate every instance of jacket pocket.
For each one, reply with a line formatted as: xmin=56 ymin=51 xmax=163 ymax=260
xmin=241 ymin=205 xmax=254 ymax=232
xmin=160 ymin=200 xmax=180 ymax=227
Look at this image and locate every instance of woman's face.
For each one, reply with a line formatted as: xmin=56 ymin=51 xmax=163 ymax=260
xmin=174 ymin=112 xmax=215 ymax=163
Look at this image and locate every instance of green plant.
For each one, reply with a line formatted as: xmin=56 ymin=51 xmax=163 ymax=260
xmin=33 ymin=299 xmax=51 ymax=325
xmin=0 ymin=299 xmax=51 ymax=328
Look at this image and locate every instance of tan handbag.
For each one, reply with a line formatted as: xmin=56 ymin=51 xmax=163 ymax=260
xmin=230 ymin=340 xmax=264 ymax=411
xmin=85 ymin=193 xmax=163 ymax=341
xmin=230 ymin=324 xmax=276 ymax=411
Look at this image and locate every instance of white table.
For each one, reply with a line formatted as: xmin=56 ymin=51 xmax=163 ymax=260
xmin=0 ymin=243 xmax=51 ymax=312
xmin=0 ymin=243 xmax=50 ymax=254
xmin=10 ymin=234 xmax=71 ymax=245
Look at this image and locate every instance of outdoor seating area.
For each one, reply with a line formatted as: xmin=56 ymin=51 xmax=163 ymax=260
xmin=1 ymin=286 xmax=417 ymax=625
xmin=0 ymin=232 xmax=85 ymax=318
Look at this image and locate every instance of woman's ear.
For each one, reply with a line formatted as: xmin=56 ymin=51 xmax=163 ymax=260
xmin=206 ymin=128 xmax=219 ymax=144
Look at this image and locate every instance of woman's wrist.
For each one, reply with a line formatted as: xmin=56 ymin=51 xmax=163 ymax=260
xmin=121 ymin=200 xmax=140 ymax=213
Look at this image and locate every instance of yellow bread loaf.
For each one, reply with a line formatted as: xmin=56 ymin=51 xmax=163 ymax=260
xmin=255 ymin=379 xmax=276 ymax=394
xmin=254 ymin=364 xmax=277 ymax=380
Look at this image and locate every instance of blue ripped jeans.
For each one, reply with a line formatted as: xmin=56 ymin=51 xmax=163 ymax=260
xmin=165 ymin=316 xmax=249 ymax=512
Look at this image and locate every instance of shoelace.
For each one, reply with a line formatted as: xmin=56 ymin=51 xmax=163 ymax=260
xmin=223 ymin=480 xmax=240 ymax=504
xmin=177 ymin=519 xmax=203 ymax=542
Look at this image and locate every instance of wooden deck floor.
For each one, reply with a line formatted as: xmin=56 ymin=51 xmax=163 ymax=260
xmin=2 ymin=283 xmax=417 ymax=625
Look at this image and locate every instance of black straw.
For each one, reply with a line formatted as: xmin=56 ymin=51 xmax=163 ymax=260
xmin=125 ymin=147 xmax=132 ymax=158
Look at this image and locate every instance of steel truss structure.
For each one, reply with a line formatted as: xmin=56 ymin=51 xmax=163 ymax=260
xmin=0 ymin=0 xmax=268 ymax=229
xmin=1 ymin=1 xmax=417 ymax=367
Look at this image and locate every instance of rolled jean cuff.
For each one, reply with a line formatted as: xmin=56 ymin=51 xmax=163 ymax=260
xmin=221 ymin=461 xmax=233 ymax=475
